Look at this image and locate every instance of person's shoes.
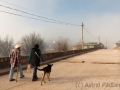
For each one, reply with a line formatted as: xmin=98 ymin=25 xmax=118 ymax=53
xmin=32 ymin=78 xmax=37 ymax=81
xmin=9 ymin=79 xmax=15 ymax=81
xmin=36 ymin=76 xmax=38 ymax=79
xmin=20 ymin=75 xmax=25 ymax=78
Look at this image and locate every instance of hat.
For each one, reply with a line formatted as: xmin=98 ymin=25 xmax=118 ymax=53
xmin=15 ymin=44 xmax=21 ymax=48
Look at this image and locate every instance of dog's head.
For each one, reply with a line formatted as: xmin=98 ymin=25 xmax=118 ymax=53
xmin=47 ymin=64 xmax=53 ymax=67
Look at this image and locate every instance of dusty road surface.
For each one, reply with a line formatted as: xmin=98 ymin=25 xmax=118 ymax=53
xmin=1 ymin=49 xmax=120 ymax=90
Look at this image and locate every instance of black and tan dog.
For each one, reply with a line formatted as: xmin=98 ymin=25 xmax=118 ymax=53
xmin=37 ymin=64 xmax=53 ymax=85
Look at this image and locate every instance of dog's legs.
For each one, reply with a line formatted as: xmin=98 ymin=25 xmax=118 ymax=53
xmin=46 ymin=73 xmax=49 ymax=81
xmin=43 ymin=73 xmax=46 ymax=83
xmin=41 ymin=72 xmax=45 ymax=85
xmin=41 ymin=73 xmax=43 ymax=85
xmin=41 ymin=72 xmax=46 ymax=85
xmin=47 ymin=73 xmax=50 ymax=81
xmin=41 ymin=72 xmax=44 ymax=85
xmin=49 ymin=73 xmax=51 ymax=81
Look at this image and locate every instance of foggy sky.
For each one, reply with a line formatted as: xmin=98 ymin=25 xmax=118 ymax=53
xmin=0 ymin=0 xmax=120 ymax=49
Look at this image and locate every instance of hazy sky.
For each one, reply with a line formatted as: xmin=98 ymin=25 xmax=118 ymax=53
xmin=0 ymin=0 xmax=120 ymax=49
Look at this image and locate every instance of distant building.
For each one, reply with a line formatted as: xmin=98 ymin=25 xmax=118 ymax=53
xmin=84 ymin=42 xmax=98 ymax=49
xmin=72 ymin=42 xmax=104 ymax=50
xmin=114 ymin=41 xmax=120 ymax=49
xmin=98 ymin=42 xmax=104 ymax=49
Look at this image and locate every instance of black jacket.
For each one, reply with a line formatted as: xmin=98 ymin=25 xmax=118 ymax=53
xmin=30 ymin=48 xmax=41 ymax=66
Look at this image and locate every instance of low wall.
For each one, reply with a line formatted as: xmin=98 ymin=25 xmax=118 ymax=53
xmin=0 ymin=48 xmax=98 ymax=69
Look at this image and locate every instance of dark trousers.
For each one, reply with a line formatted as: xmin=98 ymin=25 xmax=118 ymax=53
xmin=32 ymin=66 xmax=38 ymax=79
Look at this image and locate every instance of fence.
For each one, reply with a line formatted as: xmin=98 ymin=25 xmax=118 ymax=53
xmin=0 ymin=48 xmax=98 ymax=69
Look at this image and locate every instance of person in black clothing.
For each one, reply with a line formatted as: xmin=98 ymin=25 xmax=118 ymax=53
xmin=28 ymin=44 xmax=44 ymax=81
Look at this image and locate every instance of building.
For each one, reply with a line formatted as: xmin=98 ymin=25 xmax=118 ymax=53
xmin=72 ymin=42 xmax=103 ymax=50
xmin=114 ymin=41 xmax=120 ymax=49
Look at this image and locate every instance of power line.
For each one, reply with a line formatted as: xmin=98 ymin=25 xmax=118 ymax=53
xmin=0 ymin=0 xmax=81 ymax=25
xmin=0 ymin=2 xmax=96 ymax=39
xmin=0 ymin=9 xmax=81 ymax=26
xmin=0 ymin=0 xmax=41 ymax=13
xmin=0 ymin=5 xmax=81 ymax=26
xmin=0 ymin=10 xmax=64 ymax=24
xmin=83 ymin=26 xmax=97 ymax=39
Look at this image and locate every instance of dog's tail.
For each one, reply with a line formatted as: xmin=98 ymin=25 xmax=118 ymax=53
xmin=37 ymin=68 xmax=43 ymax=71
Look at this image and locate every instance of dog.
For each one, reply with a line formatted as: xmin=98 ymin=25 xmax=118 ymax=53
xmin=37 ymin=64 xmax=53 ymax=85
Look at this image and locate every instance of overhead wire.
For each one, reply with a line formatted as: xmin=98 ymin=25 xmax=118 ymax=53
xmin=0 ymin=0 xmax=106 ymax=45
xmin=0 ymin=0 xmax=40 ymax=13
xmin=83 ymin=26 xmax=97 ymax=39
xmin=0 ymin=1 xmax=81 ymax=26
xmin=0 ymin=0 xmax=77 ymax=23
xmin=0 ymin=10 xmax=71 ymax=25
xmin=0 ymin=1 xmax=98 ymax=37
xmin=0 ymin=5 xmax=81 ymax=26
xmin=0 ymin=9 xmax=82 ymax=26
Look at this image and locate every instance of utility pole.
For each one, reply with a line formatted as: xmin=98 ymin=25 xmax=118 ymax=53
xmin=106 ymin=38 xmax=107 ymax=49
xmin=81 ymin=23 xmax=84 ymax=50
xmin=98 ymin=36 xmax=100 ymax=44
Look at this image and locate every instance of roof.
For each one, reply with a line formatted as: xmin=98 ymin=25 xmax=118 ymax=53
xmin=84 ymin=42 xmax=98 ymax=46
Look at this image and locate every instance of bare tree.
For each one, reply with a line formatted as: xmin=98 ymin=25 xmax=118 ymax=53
xmin=54 ymin=37 xmax=70 ymax=51
xmin=19 ymin=32 xmax=45 ymax=55
xmin=0 ymin=36 xmax=14 ymax=56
